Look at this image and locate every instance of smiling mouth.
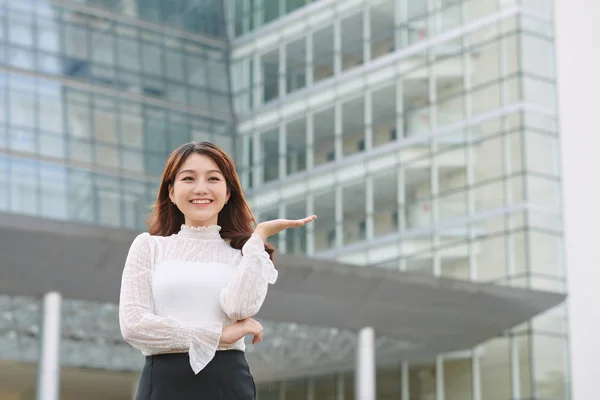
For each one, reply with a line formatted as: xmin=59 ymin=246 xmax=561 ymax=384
xmin=190 ymin=200 xmax=213 ymax=205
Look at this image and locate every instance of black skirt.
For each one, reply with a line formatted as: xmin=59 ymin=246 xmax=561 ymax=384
xmin=135 ymin=350 xmax=256 ymax=400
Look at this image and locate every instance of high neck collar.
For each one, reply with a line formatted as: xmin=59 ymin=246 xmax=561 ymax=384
xmin=178 ymin=224 xmax=222 ymax=240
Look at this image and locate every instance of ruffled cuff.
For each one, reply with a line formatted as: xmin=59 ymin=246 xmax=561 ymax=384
xmin=243 ymin=234 xmax=278 ymax=284
xmin=187 ymin=322 xmax=223 ymax=374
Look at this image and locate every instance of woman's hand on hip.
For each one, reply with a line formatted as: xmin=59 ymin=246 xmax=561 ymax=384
xmin=220 ymin=318 xmax=264 ymax=345
xmin=254 ymin=215 xmax=317 ymax=241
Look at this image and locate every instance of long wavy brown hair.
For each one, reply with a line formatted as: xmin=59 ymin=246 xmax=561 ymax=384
xmin=147 ymin=141 xmax=275 ymax=261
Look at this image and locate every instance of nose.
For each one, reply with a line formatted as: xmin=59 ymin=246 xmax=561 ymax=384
xmin=192 ymin=180 xmax=209 ymax=195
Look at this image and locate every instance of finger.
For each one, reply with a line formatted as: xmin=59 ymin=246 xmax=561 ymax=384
xmin=288 ymin=216 xmax=317 ymax=227
xmin=252 ymin=330 xmax=263 ymax=344
xmin=303 ymin=215 xmax=317 ymax=223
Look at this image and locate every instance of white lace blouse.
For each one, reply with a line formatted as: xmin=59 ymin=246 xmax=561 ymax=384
xmin=118 ymin=224 xmax=278 ymax=374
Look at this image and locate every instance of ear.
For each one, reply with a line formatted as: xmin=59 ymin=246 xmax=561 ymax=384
xmin=168 ymin=184 xmax=175 ymax=204
xmin=225 ymin=188 xmax=231 ymax=204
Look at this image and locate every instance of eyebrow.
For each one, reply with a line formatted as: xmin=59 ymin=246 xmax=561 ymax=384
xmin=176 ymin=169 xmax=223 ymax=177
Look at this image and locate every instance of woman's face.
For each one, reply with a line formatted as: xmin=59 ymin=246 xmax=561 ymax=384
xmin=169 ymin=152 xmax=230 ymax=227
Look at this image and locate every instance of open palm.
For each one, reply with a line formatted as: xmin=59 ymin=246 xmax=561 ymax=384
xmin=254 ymin=215 xmax=317 ymax=240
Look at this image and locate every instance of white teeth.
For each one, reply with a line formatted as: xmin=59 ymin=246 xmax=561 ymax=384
xmin=191 ymin=200 xmax=211 ymax=204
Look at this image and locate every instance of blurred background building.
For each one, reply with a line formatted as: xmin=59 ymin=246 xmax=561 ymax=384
xmin=0 ymin=0 xmax=569 ymax=399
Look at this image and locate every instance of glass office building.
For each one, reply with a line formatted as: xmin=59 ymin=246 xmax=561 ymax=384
xmin=0 ymin=0 xmax=568 ymax=399
xmin=229 ymin=0 xmax=566 ymax=399
xmin=0 ymin=0 xmax=232 ymax=230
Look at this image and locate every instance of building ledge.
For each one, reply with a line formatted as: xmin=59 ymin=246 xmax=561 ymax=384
xmin=0 ymin=212 xmax=565 ymax=378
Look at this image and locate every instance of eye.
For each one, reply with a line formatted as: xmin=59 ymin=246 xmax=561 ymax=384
xmin=208 ymin=176 xmax=221 ymax=181
xmin=181 ymin=176 xmax=193 ymax=181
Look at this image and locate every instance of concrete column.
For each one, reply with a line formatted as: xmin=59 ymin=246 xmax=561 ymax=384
xmin=555 ymin=1 xmax=600 ymax=399
xmin=36 ymin=292 xmax=62 ymax=400
xmin=356 ymin=327 xmax=375 ymax=400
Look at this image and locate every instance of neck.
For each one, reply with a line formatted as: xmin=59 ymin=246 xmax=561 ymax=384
xmin=178 ymin=224 xmax=222 ymax=240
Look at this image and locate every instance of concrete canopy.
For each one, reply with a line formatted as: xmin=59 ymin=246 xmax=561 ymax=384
xmin=0 ymin=212 xmax=565 ymax=367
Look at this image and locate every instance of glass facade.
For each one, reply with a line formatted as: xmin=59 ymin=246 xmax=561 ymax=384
xmin=0 ymin=0 xmax=569 ymax=399
xmin=0 ymin=0 xmax=233 ymax=230
xmin=231 ymin=0 xmax=322 ymax=37
xmin=231 ymin=0 xmax=568 ymax=399
xmin=51 ymin=0 xmax=227 ymax=37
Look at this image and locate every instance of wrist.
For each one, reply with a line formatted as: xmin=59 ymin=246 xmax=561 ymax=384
xmin=219 ymin=325 xmax=236 ymax=345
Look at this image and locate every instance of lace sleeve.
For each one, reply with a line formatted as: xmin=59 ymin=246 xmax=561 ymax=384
xmin=219 ymin=234 xmax=278 ymax=320
xmin=119 ymin=233 xmax=222 ymax=374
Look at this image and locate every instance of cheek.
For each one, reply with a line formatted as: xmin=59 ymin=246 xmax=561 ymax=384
xmin=217 ymin=184 xmax=229 ymax=199
xmin=172 ymin=184 xmax=188 ymax=200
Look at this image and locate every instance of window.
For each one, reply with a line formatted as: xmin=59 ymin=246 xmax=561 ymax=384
xmin=359 ymin=220 xmax=366 ymax=240
xmin=358 ymin=138 xmax=365 ymax=151
xmin=327 ymin=229 xmax=336 ymax=247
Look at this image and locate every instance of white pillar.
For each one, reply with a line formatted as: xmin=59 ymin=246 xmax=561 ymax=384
xmin=555 ymin=1 xmax=600 ymax=400
xmin=36 ymin=292 xmax=62 ymax=400
xmin=356 ymin=327 xmax=375 ymax=400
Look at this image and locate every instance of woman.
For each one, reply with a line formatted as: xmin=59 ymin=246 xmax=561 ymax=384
xmin=119 ymin=141 xmax=316 ymax=399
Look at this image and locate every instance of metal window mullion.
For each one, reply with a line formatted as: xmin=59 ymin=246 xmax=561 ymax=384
xmin=335 ymin=185 xmax=343 ymax=248
xmin=253 ymin=0 xmax=264 ymax=32
xmin=333 ymin=19 xmax=342 ymax=75
xmin=397 ymin=165 xmax=406 ymax=271
xmin=252 ymin=130 xmax=261 ymax=188
xmin=461 ymin=0 xmax=477 ymax=283
xmin=396 ymin=75 xmax=406 ymax=271
xmin=33 ymin=79 xmax=42 ymax=217
xmin=366 ymin=176 xmax=374 ymax=240
xmin=279 ymin=42 xmax=286 ymax=98
xmin=116 ymin=102 xmax=127 ymax=227
xmin=306 ymin=32 xmax=313 ymax=86
xmin=499 ymin=0 xmax=517 ymax=287
xmin=279 ymin=0 xmax=286 ymax=18
xmin=89 ymin=96 xmax=100 ymax=225
xmin=363 ymin=4 xmax=371 ymax=63
xmin=307 ymin=193 xmax=315 ymax=255
xmin=427 ymin=0 xmax=441 ymax=278
xmin=435 ymin=0 xmax=443 ymax=35
xmin=279 ymin=120 xmax=286 ymax=179
xmin=307 ymin=112 xmax=314 ymax=169
xmin=241 ymin=134 xmax=251 ymax=188
xmin=225 ymin=0 xmax=235 ymax=39
xmin=497 ymin=5 xmax=523 ymax=399
xmin=252 ymin=52 xmax=263 ymax=108
xmin=395 ymin=0 xmax=408 ymax=49
xmin=242 ymin=57 xmax=251 ymax=112
xmin=278 ymin=201 xmax=287 ymax=252
xmin=396 ymin=78 xmax=405 ymax=139
xmin=364 ymin=90 xmax=372 ymax=151
xmin=334 ymin=101 xmax=343 ymax=160
xmin=112 ymin=29 xmax=127 ymax=228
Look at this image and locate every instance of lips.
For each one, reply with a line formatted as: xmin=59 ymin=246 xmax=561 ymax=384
xmin=190 ymin=199 xmax=213 ymax=205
